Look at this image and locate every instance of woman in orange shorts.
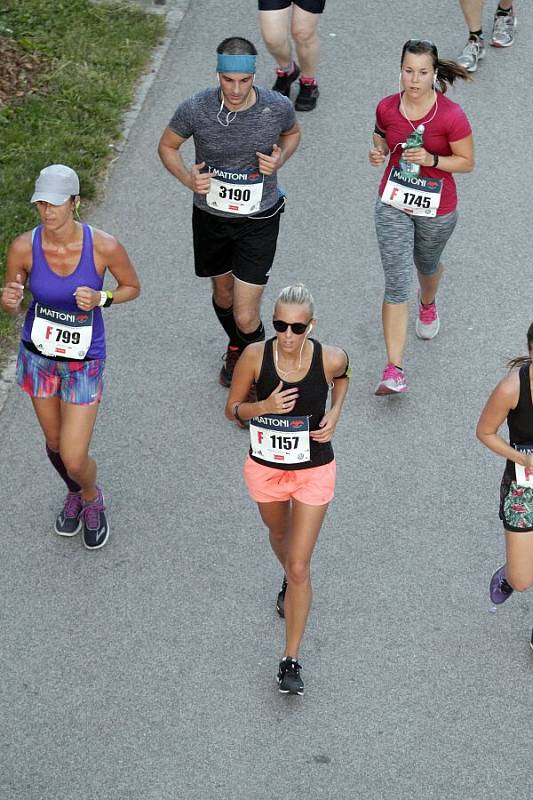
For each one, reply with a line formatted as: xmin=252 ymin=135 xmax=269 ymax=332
xmin=226 ymin=283 xmax=350 ymax=695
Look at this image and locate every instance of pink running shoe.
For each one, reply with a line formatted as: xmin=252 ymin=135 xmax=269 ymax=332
xmin=374 ymin=364 xmax=408 ymax=395
xmin=416 ymin=292 xmax=440 ymax=340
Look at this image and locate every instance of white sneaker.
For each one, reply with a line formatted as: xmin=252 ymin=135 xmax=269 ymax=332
xmin=491 ymin=12 xmax=517 ymax=47
xmin=416 ymin=292 xmax=440 ymax=340
xmin=457 ymin=37 xmax=486 ymax=72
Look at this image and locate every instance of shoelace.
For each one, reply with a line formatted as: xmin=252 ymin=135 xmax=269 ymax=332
xmin=419 ymin=302 xmax=437 ymax=325
xmin=499 ymin=575 xmax=513 ymax=593
xmin=463 ymin=40 xmax=481 ymax=57
xmin=493 ymin=15 xmax=513 ymax=34
xmin=285 ymin=659 xmax=302 ymax=675
xmin=63 ymin=492 xmax=82 ymax=518
xmin=382 ymin=364 xmax=401 ymax=381
xmin=79 ymin=496 xmax=104 ymax=529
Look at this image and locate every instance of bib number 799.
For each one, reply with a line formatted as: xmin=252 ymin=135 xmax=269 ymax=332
xmin=53 ymin=329 xmax=81 ymax=344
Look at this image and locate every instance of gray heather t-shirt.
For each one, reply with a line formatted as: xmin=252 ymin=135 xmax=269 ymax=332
xmin=168 ymin=87 xmax=296 ymax=218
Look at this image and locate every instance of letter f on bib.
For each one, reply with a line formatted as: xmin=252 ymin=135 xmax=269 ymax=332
xmin=45 ymin=325 xmax=53 ymax=340
xmin=390 ymin=187 xmax=399 ymax=201
xmin=257 ymin=431 xmax=264 ymax=444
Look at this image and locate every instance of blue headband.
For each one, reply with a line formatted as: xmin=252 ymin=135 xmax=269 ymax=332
xmin=216 ymin=53 xmax=256 ymax=74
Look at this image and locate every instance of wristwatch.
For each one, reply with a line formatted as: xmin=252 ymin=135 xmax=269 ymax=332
xmin=99 ymin=290 xmax=114 ymax=308
xmin=432 ymin=153 xmax=439 ymax=168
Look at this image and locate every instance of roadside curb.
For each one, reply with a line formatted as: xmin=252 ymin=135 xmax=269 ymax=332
xmin=0 ymin=0 xmax=191 ymax=417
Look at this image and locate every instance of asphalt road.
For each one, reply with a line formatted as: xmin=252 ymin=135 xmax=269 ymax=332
xmin=1 ymin=1 xmax=532 ymax=798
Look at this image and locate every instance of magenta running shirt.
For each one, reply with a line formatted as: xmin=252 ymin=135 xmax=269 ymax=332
xmin=21 ymin=224 xmax=106 ymax=360
xmin=375 ymin=92 xmax=472 ymax=216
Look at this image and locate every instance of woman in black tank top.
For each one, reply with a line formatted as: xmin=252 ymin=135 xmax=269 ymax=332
xmin=477 ymin=323 xmax=533 ymax=647
xmin=225 ymin=284 xmax=350 ymax=695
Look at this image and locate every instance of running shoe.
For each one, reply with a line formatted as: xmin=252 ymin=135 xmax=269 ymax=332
xmin=272 ymin=63 xmax=300 ymax=96
xmin=295 ymin=80 xmax=319 ymax=112
xmin=374 ymin=364 xmax=408 ymax=395
xmin=457 ymin=37 xmax=486 ymax=72
xmin=219 ymin=345 xmax=240 ymax=388
xmin=79 ymin=487 xmax=109 ymax=550
xmin=54 ymin=491 xmax=83 ymax=537
xmin=416 ymin=291 xmax=440 ymax=340
xmin=277 ymin=657 xmax=304 ymax=695
xmin=490 ymin=11 xmax=517 ymax=47
xmin=489 ymin=565 xmax=514 ymax=605
xmin=276 ymin=575 xmax=288 ymax=618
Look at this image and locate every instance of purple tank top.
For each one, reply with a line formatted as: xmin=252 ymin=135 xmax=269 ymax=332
xmin=22 ymin=224 xmax=106 ymax=360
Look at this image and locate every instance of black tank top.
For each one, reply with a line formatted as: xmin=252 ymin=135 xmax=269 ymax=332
xmin=506 ymin=363 xmax=533 ymax=477
xmin=252 ymin=337 xmax=334 ymax=470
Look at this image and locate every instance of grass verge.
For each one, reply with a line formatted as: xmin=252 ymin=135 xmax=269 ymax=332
xmin=0 ymin=0 xmax=165 ymax=355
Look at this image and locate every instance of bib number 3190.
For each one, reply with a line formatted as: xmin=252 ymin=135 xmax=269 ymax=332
xmin=206 ymin=177 xmax=263 ymax=215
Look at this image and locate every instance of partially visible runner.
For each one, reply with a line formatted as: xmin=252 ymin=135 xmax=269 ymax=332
xmin=258 ymin=0 xmax=325 ymax=111
xmin=225 ymin=284 xmax=350 ymax=695
xmin=476 ymin=323 xmax=533 ymax=652
xmin=158 ymin=37 xmax=300 ymax=392
xmin=457 ymin=0 xmax=517 ymax=73
xmin=369 ymin=40 xmax=474 ymax=396
xmin=0 ymin=164 xmax=140 ymax=549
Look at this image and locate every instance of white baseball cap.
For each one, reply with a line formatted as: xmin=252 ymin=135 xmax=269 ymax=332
xmin=31 ymin=164 xmax=80 ymax=205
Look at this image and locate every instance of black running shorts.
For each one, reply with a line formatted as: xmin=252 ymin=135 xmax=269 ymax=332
xmin=258 ymin=0 xmax=326 ymax=12
xmin=192 ymin=200 xmax=284 ymax=286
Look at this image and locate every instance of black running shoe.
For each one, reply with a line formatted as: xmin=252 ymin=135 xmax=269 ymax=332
xmin=272 ymin=63 xmax=300 ymax=96
xmin=295 ymin=80 xmax=319 ymax=112
xmin=276 ymin=575 xmax=287 ymax=618
xmin=79 ymin=487 xmax=109 ymax=550
xmin=219 ymin=346 xmax=241 ymax=388
xmin=278 ymin=657 xmax=304 ymax=695
xmin=54 ymin=491 xmax=83 ymax=537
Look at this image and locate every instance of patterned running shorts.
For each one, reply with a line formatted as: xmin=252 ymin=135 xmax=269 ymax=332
xmin=499 ymin=474 xmax=533 ymax=532
xmin=16 ymin=343 xmax=105 ymax=405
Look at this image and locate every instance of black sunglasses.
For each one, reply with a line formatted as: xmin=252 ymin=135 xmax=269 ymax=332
xmin=273 ymin=319 xmax=311 ymax=334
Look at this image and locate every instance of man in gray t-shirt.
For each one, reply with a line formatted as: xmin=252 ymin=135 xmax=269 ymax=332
xmin=158 ymin=36 xmax=300 ymax=391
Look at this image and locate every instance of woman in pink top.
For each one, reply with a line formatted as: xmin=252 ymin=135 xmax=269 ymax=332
xmin=369 ymin=40 xmax=474 ymax=396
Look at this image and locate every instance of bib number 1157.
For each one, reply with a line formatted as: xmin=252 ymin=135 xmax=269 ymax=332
xmin=250 ymin=414 xmax=310 ymax=465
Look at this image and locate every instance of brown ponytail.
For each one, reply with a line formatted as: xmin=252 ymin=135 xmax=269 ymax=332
xmin=506 ymin=322 xmax=533 ymax=370
xmin=435 ymin=59 xmax=471 ymax=94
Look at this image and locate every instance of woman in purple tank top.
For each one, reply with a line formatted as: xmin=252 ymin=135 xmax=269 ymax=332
xmin=1 ymin=164 xmax=140 ymax=550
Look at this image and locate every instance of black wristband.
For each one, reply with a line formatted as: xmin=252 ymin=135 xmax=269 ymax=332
xmin=103 ymin=290 xmax=114 ymax=308
xmin=233 ymin=402 xmax=244 ymax=424
xmin=432 ymin=153 xmax=439 ymax=168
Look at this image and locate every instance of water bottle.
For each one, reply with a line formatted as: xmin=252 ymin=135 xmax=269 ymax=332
xmin=399 ymin=124 xmax=425 ymax=177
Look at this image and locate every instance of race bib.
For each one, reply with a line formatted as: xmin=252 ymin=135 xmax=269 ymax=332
xmin=31 ymin=303 xmax=93 ymax=359
xmin=514 ymin=444 xmax=533 ymax=487
xmin=382 ymin=167 xmax=443 ymax=217
xmin=206 ymin=169 xmax=263 ymax=214
xmin=250 ymin=414 xmax=310 ymax=465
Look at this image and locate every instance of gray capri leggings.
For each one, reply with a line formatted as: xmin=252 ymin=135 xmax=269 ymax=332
xmin=374 ymin=199 xmax=458 ymax=304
